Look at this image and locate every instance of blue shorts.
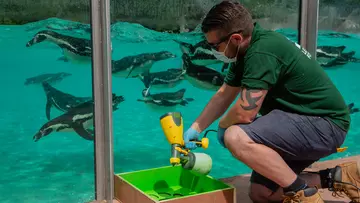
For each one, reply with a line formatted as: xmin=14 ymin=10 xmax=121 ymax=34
xmin=237 ymin=109 xmax=347 ymax=192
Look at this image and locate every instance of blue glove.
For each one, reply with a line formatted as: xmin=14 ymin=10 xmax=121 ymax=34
xmin=217 ymin=127 xmax=227 ymax=148
xmin=183 ymin=127 xmax=200 ymax=150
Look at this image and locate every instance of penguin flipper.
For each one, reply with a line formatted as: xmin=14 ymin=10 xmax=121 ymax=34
xmin=348 ymin=103 xmax=359 ymax=114
xmin=86 ymin=128 xmax=95 ymax=135
xmin=73 ymin=124 xmax=94 ymax=141
xmin=180 ymin=100 xmax=188 ymax=106
xmin=46 ymin=99 xmax=52 ymax=120
xmin=185 ymin=98 xmax=194 ymax=102
xmin=141 ymin=74 xmax=152 ymax=88
xmin=125 ymin=66 xmax=134 ymax=79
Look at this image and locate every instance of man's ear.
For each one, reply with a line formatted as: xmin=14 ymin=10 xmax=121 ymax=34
xmin=230 ymin=34 xmax=243 ymax=44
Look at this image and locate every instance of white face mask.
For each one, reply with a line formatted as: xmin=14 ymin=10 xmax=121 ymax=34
xmin=211 ymin=39 xmax=239 ymax=63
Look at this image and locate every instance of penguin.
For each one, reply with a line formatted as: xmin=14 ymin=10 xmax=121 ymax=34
xmin=139 ymin=68 xmax=186 ymax=89
xmin=316 ymin=46 xmax=347 ymax=58
xmin=26 ymin=30 xmax=92 ymax=63
xmin=318 ymin=57 xmax=348 ymax=68
xmin=42 ymin=82 xmax=92 ymax=120
xmin=321 ymin=33 xmax=351 ymax=39
xmin=318 ymin=51 xmax=360 ymax=68
xmin=137 ymin=88 xmax=194 ymax=108
xmin=348 ymin=103 xmax=359 ymax=115
xmin=24 ymin=72 xmax=71 ymax=86
xmin=111 ymin=51 xmax=176 ymax=78
xmin=182 ymin=53 xmax=224 ymax=91
xmin=173 ymin=39 xmax=230 ymax=72
xmin=32 ymin=94 xmax=124 ymax=142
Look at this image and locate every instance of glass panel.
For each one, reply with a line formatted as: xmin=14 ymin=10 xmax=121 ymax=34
xmin=111 ymin=0 xmax=299 ymax=180
xmin=316 ymin=0 xmax=360 ymax=160
xmin=0 ymin=2 xmax=95 ymax=203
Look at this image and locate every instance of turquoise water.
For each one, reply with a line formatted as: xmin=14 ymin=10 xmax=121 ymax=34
xmin=0 ymin=18 xmax=359 ymax=202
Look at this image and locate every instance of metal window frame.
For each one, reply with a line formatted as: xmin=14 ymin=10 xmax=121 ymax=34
xmin=90 ymin=0 xmax=114 ymax=201
xmin=297 ymin=0 xmax=319 ymax=170
xmin=298 ymin=0 xmax=320 ymax=59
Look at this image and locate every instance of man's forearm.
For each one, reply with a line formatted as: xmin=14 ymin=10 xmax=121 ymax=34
xmin=191 ymin=90 xmax=236 ymax=133
xmin=191 ymin=94 xmax=228 ymax=133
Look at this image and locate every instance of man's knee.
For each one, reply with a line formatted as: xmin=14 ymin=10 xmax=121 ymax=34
xmin=249 ymin=183 xmax=283 ymax=203
xmin=223 ymin=125 xmax=254 ymax=150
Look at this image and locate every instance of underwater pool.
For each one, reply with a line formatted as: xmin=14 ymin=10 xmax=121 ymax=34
xmin=0 ymin=18 xmax=359 ymax=203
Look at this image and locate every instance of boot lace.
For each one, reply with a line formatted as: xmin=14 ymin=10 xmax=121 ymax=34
xmin=331 ymin=187 xmax=350 ymax=199
xmin=283 ymin=193 xmax=301 ymax=203
xmin=330 ymin=180 xmax=360 ymax=202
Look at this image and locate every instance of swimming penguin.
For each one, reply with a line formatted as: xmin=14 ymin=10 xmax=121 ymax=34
xmin=173 ymin=39 xmax=230 ymax=72
xmin=318 ymin=57 xmax=348 ymax=68
xmin=316 ymin=45 xmax=348 ymax=58
xmin=320 ymin=33 xmax=351 ymax=39
xmin=348 ymin=103 xmax=359 ymax=114
xmin=139 ymin=68 xmax=186 ymax=89
xmin=137 ymin=88 xmax=194 ymax=108
xmin=42 ymin=82 xmax=92 ymax=120
xmin=112 ymin=51 xmax=176 ymax=78
xmin=318 ymin=51 xmax=360 ymax=68
xmin=33 ymin=94 xmax=124 ymax=142
xmin=182 ymin=53 xmax=224 ymax=91
xmin=26 ymin=30 xmax=92 ymax=63
xmin=24 ymin=72 xmax=71 ymax=85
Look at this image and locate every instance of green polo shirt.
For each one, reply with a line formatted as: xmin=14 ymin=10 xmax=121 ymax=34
xmin=224 ymin=23 xmax=350 ymax=132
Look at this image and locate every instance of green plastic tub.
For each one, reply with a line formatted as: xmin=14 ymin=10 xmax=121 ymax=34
xmin=116 ymin=165 xmax=234 ymax=202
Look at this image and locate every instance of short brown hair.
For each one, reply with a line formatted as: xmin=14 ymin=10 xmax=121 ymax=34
xmin=201 ymin=0 xmax=253 ymax=37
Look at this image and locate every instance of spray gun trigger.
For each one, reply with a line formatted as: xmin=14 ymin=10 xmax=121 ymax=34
xmin=189 ymin=139 xmax=202 ymax=146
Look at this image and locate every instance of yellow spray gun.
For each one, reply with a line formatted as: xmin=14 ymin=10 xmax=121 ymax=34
xmin=159 ymin=111 xmax=217 ymax=175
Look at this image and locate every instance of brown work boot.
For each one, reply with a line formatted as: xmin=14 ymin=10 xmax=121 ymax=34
xmin=329 ymin=160 xmax=360 ymax=202
xmin=283 ymin=187 xmax=324 ymax=203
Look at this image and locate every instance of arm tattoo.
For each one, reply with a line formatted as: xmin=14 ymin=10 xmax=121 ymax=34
xmin=240 ymin=88 xmax=263 ymax=110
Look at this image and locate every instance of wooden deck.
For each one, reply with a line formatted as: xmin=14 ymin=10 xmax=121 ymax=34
xmin=90 ymin=155 xmax=359 ymax=203
xmin=220 ymin=156 xmax=360 ymax=203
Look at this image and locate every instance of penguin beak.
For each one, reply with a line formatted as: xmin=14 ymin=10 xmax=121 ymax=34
xmin=26 ymin=38 xmax=37 ymax=47
xmin=33 ymin=128 xmax=51 ymax=142
xmin=26 ymin=40 xmax=33 ymax=47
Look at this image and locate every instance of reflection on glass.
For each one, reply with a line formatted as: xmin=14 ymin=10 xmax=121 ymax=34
xmin=109 ymin=0 xmax=300 ymax=180
xmin=0 ymin=2 xmax=95 ymax=203
xmin=315 ymin=0 xmax=360 ymax=160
